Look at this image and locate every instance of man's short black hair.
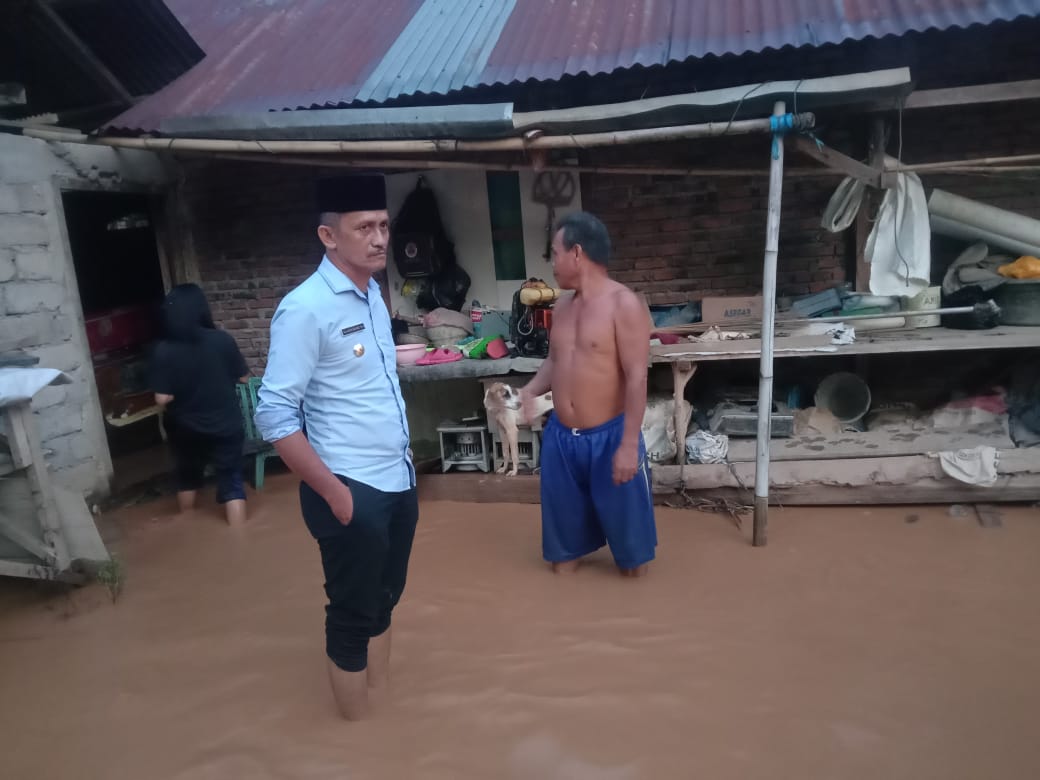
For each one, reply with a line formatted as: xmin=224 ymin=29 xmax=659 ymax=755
xmin=555 ymin=211 xmax=611 ymax=266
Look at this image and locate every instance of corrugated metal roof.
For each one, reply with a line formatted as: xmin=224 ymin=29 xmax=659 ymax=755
xmin=109 ymin=0 xmax=1040 ymax=132
xmin=481 ymin=0 xmax=1040 ymax=87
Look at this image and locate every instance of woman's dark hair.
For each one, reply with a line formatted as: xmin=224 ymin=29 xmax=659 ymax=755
xmin=555 ymin=211 xmax=611 ymax=266
xmin=161 ymin=283 xmax=215 ymax=342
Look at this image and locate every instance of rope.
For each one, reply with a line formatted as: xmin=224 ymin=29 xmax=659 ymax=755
xmin=770 ymin=113 xmax=797 ymax=159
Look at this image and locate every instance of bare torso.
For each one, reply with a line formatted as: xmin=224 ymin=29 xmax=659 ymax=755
xmin=548 ymin=283 xmax=630 ymax=429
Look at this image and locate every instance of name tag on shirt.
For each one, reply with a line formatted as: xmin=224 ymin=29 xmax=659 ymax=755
xmin=341 ymin=323 xmax=365 ymax=336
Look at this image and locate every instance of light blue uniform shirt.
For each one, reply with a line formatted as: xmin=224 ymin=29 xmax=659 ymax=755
xmin=255 ymin=256 xmax=414 ymax=492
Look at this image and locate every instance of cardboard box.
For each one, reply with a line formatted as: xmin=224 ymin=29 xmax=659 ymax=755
xmin=700 ymin=295 xmax=763 ymax=324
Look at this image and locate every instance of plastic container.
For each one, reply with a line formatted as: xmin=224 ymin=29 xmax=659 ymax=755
xmin=902 ymin=286 xmax=941 ymax=328
xmin=814 ymin=372 xmax=872 ymax=423
xmin=993 ymin=279 xmax=1040 ymax=325
xmin=395 ymin=344 xmax=428 ymax=366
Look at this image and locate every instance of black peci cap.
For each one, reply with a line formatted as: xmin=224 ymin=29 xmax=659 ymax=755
xmin=315 ymin=173 xmax=387 ymax=214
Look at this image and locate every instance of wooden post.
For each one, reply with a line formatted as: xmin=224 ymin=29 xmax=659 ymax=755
xmin=671 ymin=361 xmax=697 ymax=465
xmin=752 ymin=102 xmax=788 ymax=547
xmin=3 ymin=402 xmax=70 ymax=569
xmin=855 ymin=118 xmax=887 ymax=292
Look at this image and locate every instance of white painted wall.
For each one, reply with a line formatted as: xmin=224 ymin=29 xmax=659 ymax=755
xmin=384 ymin=168 xmax=582 ymax=318
xmin=0 ymin=134 xmax=168 ymax=497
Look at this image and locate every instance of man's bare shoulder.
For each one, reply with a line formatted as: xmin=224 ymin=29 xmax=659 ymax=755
xmin=609 ymin=282 xmax=644 ymax=310
xmin=553 ymin=291 xmax=576 ymax=312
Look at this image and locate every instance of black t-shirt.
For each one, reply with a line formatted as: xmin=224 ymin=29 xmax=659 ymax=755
xmin=149 ymin=328 xmax=249 ymax=436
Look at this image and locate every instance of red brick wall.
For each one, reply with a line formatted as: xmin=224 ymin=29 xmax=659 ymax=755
xmin=182 ymin=160 xmax=322 ymax=371
xmin=584 ymin=169 xmax=847 ymax=306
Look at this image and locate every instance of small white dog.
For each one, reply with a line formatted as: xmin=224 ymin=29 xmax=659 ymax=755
xmin=483 ymin=382 xmax=553 ymax=476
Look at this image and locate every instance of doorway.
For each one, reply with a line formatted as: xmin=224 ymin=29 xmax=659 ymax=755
xmin=61 ymin=190 xmax=169 ymax=492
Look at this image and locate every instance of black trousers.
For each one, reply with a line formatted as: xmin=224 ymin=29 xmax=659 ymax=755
xmin=300 ymin=476 xmax=418 ymax=673
xmin=166 ymin=419 xmax=245 ymax=503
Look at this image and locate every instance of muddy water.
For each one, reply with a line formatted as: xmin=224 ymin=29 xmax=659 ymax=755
xmin=1 ymin=480 xmax=1040 ymax=779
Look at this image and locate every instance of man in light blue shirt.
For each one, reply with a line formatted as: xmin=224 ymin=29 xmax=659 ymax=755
xmin=255 ymin=173 xmax=417 ymax=721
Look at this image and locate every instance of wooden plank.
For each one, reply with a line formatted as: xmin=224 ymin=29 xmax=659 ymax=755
xmin=513 ymin=68 xmax=912 ymax=134
xmin=5 ymin=405 xmax=33 ymax=470
xmin=53 ymin=485 xmax=109 ymax=565
xmin=650 ymin=327 xmax=1040 ymax=364
xmin=659 ymin=484 xmax=1040 ymax=506
xmin=903 ymin=79 xmax=1040 ymax=111
xmin=653 ymin=449 xmax=1040 ymax=494
xmin=0 ymin=558 xmax=62 ymax=581
xmin=0 ymin=510 xmax=56 ymax=562
xmin=671 ymin=362 xmax=696 ymax=465
xmin=724 ymin=429 xmax=1016 ymax=462
xmin=856 ymin=118 xmax=887 ymax=291
xmin=6 ymin=403 xmax=71 ymax=570
xmin=793 ymin=136 xmax=885 ymax=188
xmin=652 ymin=334 xmax=834 ymax=362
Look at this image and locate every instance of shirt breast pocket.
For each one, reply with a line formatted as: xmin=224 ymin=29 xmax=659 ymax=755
xmin=326 ymin=323 xmax=377 ymax=374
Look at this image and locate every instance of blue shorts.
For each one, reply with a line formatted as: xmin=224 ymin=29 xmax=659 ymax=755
xmin=540 ymin=413 xmax=657 ymax=569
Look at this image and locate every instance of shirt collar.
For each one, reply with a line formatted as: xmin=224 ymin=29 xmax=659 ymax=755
xmin=317 ymin=255 xmax=380 ymax=299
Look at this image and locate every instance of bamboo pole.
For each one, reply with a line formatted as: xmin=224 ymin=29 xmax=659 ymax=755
xmin=753 ymin=102 xmax=788 ymax=548
xmin=202 ymin=151 xmax=846 ymax=178
xmin=17 ymin=112 xmax=815 ymax=155
xmin=885 ymin=152 xmax=1040 ymax=172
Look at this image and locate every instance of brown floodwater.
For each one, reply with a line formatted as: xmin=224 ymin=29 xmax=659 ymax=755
xmin=1 ymin=477 xmax=1039 ymax=779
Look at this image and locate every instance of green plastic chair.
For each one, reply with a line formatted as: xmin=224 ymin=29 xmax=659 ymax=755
xmin=237 ymin=377 xmax=279 ymax=490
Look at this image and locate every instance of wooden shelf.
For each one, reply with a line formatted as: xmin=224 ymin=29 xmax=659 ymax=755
xmin=651 ymin=326 xmax=1040 ymax=364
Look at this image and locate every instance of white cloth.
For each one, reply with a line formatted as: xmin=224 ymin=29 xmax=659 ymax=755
xmin=933 ymin=446 xmax=999 ymax=486
xmin=0 ymin=367 xmax=71 ymax=407
xmin=685 ymin=430 xmax=729 ymax=464
xmin=865 ymin=160 xmax=931 ymax=297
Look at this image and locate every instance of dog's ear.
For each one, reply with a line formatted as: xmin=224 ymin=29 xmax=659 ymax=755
xmin=483 ymin=389 xmax=492 ymax=404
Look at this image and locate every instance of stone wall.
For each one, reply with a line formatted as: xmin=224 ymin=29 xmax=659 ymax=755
xmin=0 ymin=134 xmax=167 ymax=497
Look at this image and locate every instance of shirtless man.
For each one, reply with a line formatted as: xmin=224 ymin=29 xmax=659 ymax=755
xmin=520 ymin=211 xmax=656 ymax=576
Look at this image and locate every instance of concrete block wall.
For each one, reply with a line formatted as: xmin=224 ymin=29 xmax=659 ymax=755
xmin=0 ymin=133 xmax=167 ymax=497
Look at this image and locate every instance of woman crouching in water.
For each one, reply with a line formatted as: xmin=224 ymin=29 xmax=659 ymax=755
xmin=149 ymin=284 xmax=250 ymax=526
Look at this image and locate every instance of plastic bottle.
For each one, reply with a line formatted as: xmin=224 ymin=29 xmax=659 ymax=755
xmin=470 ymin=300 xmax=483 ymax=338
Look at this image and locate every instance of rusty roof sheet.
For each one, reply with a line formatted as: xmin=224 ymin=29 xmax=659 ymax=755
xmin=109 ymin=0 xmax=1040 ymax=132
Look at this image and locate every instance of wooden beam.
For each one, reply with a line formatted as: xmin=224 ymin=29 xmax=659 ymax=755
xmin=855 ymin=118 xmax=888 ymax=291
xmin=792 ymin=136 xmax=888 ymax=189
xmin=653 ymin=449 xmax=1040 ymax=490
xmin=671 ymin=362 xmax=696 ymax=465
xmin=724 ymin=429 xmax=1015 ymax=463
xmin=648 ymin=327 xmax=1040 ymax=364
xmin=32 ymin=0 xmax=133 ymax=103
xmin=657 ymin=484 xmax=1040 ymax=506
xmin=903 ymin=79 xmax=1040 ymax=110
xmin=0 ymin=510 xmax=58 ymax=563
xmin=5 ymin=402 xmax=71 ymax=570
